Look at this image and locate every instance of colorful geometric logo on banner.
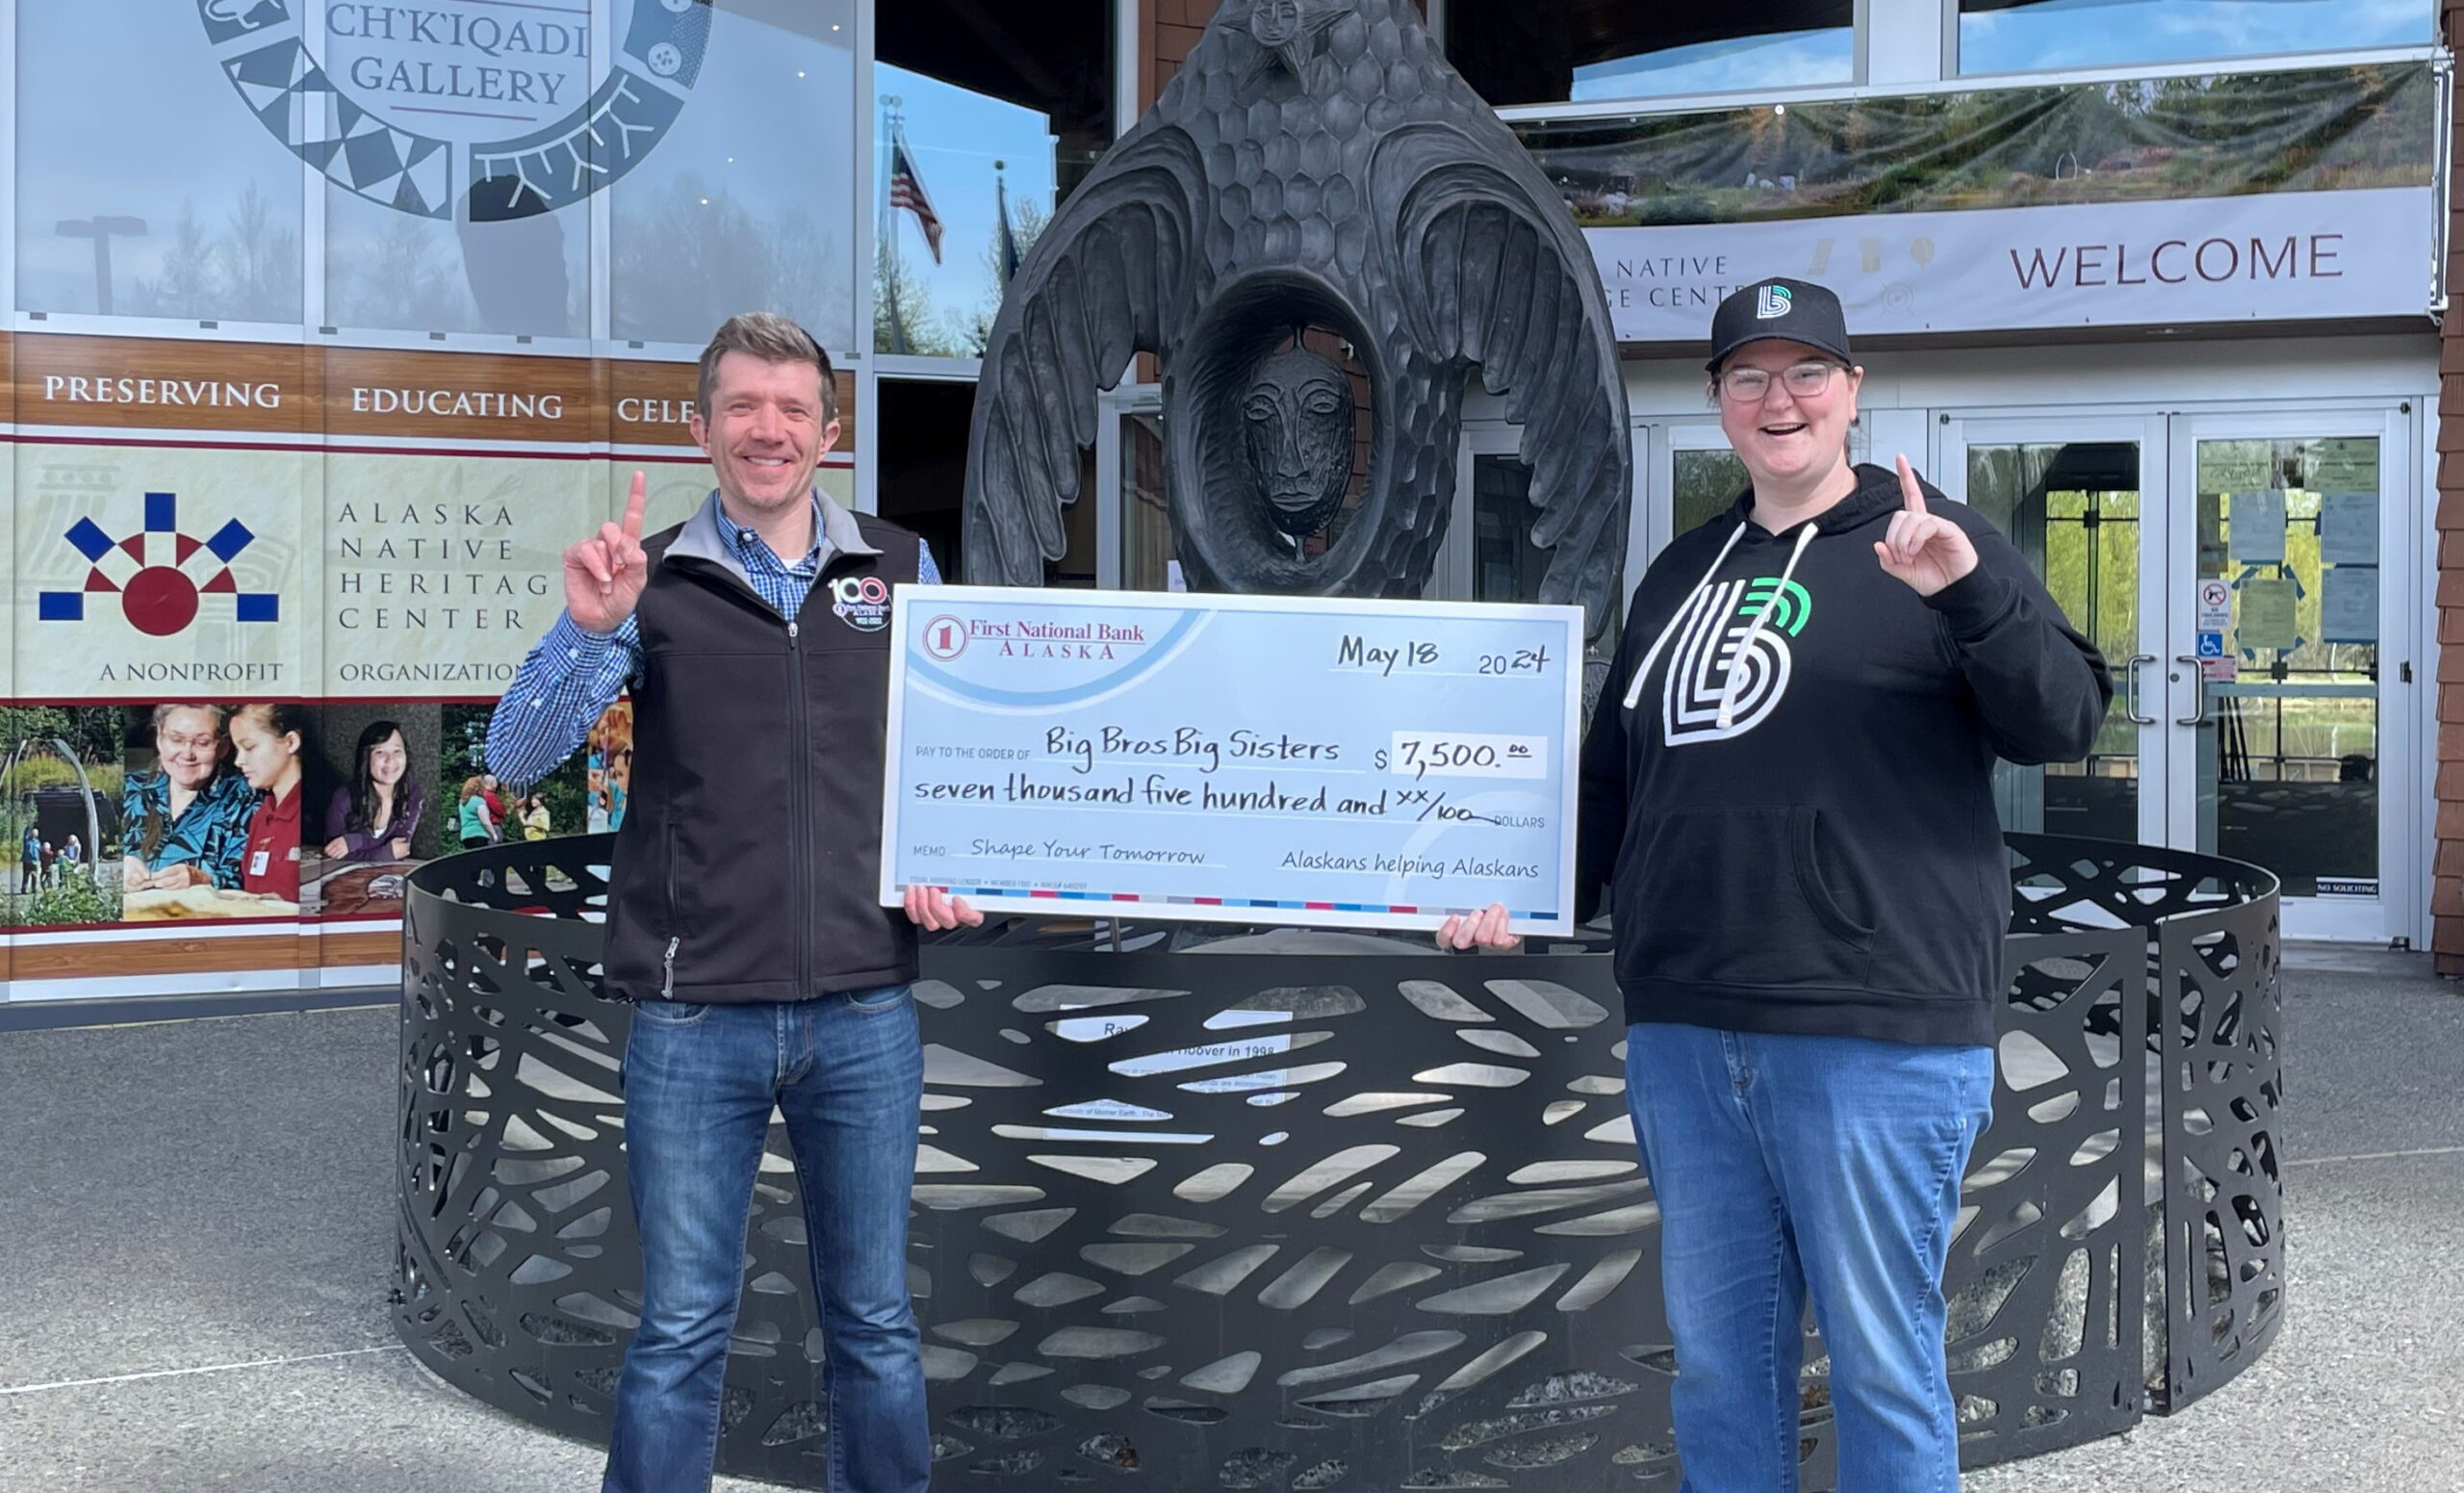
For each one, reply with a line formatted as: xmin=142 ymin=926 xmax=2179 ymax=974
xmin=39 ymin=491 xmax=279 ymax=637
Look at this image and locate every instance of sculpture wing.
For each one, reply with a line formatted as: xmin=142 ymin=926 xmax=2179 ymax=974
xmin=962 ymin=126 xmax=1207 ymax=584
xmin=1370 ymin=124 xmax=1631 ymax=638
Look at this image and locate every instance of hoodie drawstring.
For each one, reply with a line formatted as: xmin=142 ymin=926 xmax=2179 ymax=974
xmin=1716 ymin=522 xmax=1818 ymax=730
xmin=1621 ymin=522 xmax=1747 ymax=711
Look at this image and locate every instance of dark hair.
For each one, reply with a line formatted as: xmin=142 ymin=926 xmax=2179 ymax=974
xmin=696 ymin=311 xmax=836 ymax=423
xmin=230 ymin=701 xmax=307 ymax=742
xmin=344 ymin=719 xmax=414 ymax=838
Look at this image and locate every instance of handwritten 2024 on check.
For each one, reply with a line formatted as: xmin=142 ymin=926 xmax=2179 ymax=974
xmin=879 ymin=586 xmax=1584 ymax=935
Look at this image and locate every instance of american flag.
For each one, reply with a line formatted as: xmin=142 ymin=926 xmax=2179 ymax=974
xmin=888 ymin=130 xmax=944 ymax=264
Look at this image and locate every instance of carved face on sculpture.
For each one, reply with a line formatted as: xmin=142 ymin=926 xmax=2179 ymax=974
xmin=1249 ymin=0 xmax=1342 ymax=73
xmin=1250 ymin=0 xmax=1303 ymax=47
xmin=1243 ymin=348 xmax=1356 ymax=538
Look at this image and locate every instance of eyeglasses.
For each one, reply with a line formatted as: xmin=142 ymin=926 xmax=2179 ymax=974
xmin=1716 ymin=361 xmax=1844 ymax=403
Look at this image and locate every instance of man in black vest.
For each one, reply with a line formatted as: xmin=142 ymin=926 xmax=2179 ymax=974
xmin=487 ymin=313 xmax=980 ymax=1493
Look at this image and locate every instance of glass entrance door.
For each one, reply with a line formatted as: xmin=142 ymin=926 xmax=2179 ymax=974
xmin=1943 ymin=417 xmax=2171 ymax=850
xmin=2168 ymin=413 xmax=2414 ymax=941
xmin=1947 ymin=408 xmax=2416 ymax=942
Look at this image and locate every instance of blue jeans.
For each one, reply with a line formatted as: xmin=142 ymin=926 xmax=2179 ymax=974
xmin=603 ymin=989 xmax=929 ymax=1493
xmin=1625 ymin=1021 xmax=1994 ymax=1493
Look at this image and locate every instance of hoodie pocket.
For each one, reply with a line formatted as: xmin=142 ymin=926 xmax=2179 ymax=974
xmin=1620 ymin=806 xmax=1876 ymax=991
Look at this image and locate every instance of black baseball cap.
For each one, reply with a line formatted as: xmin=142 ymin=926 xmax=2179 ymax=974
xmin=1707 ymin=276 xmax=1854 ymax=372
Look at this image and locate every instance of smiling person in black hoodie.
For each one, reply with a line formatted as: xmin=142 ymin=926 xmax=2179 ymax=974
xmin=1444 ymin=277 xmax=2110 ymax=1492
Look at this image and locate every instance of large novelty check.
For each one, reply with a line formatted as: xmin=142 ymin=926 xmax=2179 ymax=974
xmin=881 ymin=586 xmax=1584 ymax=935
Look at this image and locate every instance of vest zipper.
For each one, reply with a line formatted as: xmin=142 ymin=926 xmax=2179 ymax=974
xmin=662 ymin=815 xmax=680 ymax=996
xmin=664 ymin=814 xmax=680 ymax=925
xmin=786 ymin=616 xmax=810 ymax=996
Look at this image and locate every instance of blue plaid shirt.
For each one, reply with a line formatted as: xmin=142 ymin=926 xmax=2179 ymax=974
xmin=487 ymin=494 xmax=937 ymax=785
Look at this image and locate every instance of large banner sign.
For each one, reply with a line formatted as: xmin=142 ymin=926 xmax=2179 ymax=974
xmin=18 ymin=443 xmax=308 ymax=697
xmin=1521 ymin=62 xmax=2441 ymax=341
xmin=883 ymin=588 xmax=1586 ymax=935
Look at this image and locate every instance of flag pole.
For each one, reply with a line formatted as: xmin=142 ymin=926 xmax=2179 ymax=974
xmin=881 ymin=94 xmax=909 ymax=356
xmin=993 ymin=159 xmax=1012 ymax=291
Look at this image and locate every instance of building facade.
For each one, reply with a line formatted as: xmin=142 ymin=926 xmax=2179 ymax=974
xmin=0 ymin=0 xmax=2451 ymax=1004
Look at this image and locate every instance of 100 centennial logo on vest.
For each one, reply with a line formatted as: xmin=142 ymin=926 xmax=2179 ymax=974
xmin=831 ymin=576 xmax=891 ymax=632
xmin=198 ymin=0 xmax=708 ymax=219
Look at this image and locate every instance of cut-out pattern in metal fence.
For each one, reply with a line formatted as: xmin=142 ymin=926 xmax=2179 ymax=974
xmin=396 ymin=833 xmax=2278 ymax=1489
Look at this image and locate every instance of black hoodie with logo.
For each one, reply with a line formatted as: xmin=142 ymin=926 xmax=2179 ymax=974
xmin=1576 ymin=463 xmax=2112 ymax=1048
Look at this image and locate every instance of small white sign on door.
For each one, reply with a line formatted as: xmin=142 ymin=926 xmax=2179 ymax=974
xmin=2195 ymin=579 xmax=2232 ymax=632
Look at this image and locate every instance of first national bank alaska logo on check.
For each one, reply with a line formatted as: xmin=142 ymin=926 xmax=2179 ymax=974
xmin=882 ymin=587 xmax=1586 ymax=936
xmin=198 ymin=0 xmax=708 ymax=219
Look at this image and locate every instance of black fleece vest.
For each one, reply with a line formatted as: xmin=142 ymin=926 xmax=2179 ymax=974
xmin=602 ymin=513 xmax=923 ymax=1003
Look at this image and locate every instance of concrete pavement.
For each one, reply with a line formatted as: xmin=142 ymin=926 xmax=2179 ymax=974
xmin=2 ymin=953 xmax=2456 ymax=1492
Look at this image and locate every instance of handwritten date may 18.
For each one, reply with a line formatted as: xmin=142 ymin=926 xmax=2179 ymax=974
xmin=1336 ymin=633 xmax=1553 ymax=677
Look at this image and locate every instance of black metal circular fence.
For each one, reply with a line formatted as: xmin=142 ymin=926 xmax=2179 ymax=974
xmin=396 ymin=833 xmax=2281 ymax=1489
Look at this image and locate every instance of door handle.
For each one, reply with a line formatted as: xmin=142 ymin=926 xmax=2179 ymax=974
xmin=2173 ymin=656 xmax=2209 ymax=726
xmin=2121 ymin=654 xmax=2157 ymax=726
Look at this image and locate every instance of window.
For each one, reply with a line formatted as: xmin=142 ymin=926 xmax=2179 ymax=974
xmin=1673 ymin=449 xmax=1752 ymax=537
xmin=1957 ymin=0 xmax=2434 ymax=77
xmin=13 ymin=1 xmax=867 ymax=347
xmin=1118 ymin=409 xmax=1175 ymax=592
xmin=1450 ymin=1 xmax=1858 ymax=108
xmin=875 ymin=0 xmax=1115 ymax=357
xmin=15 ymin=0 xmax=304 ymax=322
xmin=610 ymin=2 xmax=861 ymax=352
xmin=1467 ymin=452 xmax=1626 ymax=714
xmin=1471 ymin=457 xmax=1553 ymax=605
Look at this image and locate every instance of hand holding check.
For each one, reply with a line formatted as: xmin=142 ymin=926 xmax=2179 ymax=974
xmin=904 ymin=884 xmax=984 ymax=932
xmin=1436 ymin=902 xmax=1519 ymax=952
xmin=1874 ymin=454 xmax=1979 ymax=598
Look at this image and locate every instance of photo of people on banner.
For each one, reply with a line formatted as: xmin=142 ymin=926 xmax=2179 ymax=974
xmin=585 ymin=700 xmax=632 ymax=835
xmin=118 ymin=703 xmax=306 ymax=921
xmin=1 ymin=708 xmax=122 ymax=929
xmin=88 ymin=696 xmax=621 ymax=928
xmin=301 ymin=707 xmax=447 ymax=921
xmin=427 ymin=699 xmax=610 ymax=862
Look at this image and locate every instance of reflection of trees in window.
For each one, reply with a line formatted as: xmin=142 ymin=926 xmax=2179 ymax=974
xmin=323 ymin=206 xmax=588 ymax=338
xmin=348 ymin=219 xmax=470 ymax=332
xmin=960 ymin=199 xmax=1048 ymax=356
xmin=875 ymin=239 xmax=962 ymax=358
xmin=878 ymin=202 xmax=1053 ymax=358
xmin=122 ymin=184 xmax=301 ymax=322
xmin=1526 ymin=62 xmax=2435 ymax=227
xmin=614 ymin=175 xmax=843 ymax=348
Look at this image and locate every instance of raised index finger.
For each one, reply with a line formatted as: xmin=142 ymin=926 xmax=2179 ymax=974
xmin=1896 ymin=454 xmax=1925 ymax=514
xmin=621 ymin=471 xmax=648 ymax=540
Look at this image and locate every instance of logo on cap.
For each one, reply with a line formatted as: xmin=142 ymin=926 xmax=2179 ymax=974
xmin=1756 ymin=284 xmax=1792 ymax=320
